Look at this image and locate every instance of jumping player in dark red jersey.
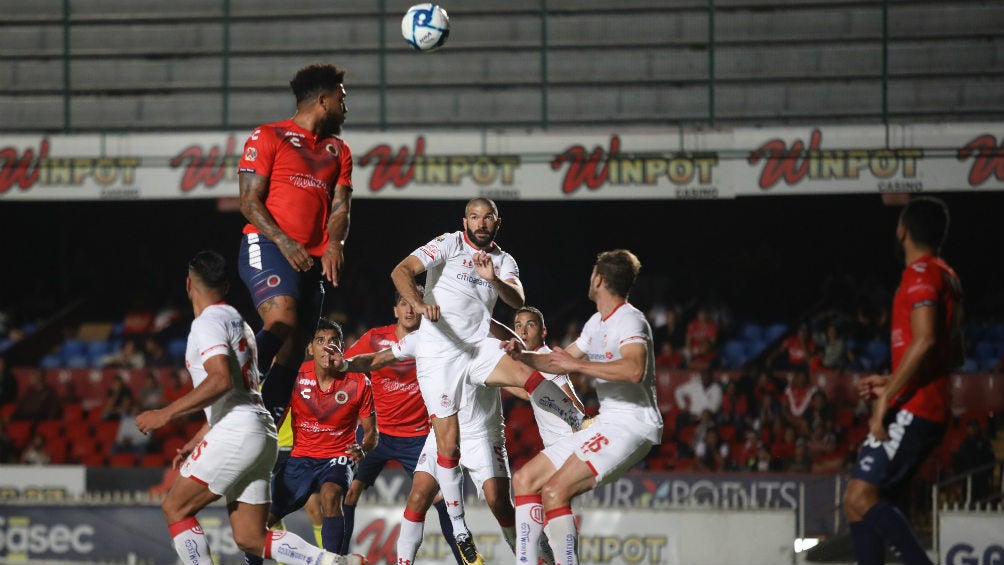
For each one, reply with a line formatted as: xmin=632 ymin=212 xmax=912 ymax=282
xmin=338 ymin=289 xmax=462 ymax=564
xmin=237 ymin=63 xmax=353 ymax=393
xmin=243 ymin=319 xmax=374 ymax=565
xmin=844 ymin=197 xmax=964 ymax=565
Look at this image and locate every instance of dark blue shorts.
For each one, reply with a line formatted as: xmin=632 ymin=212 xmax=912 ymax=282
xmin=851 ymin=409 xmax=945 ymax=496
xmin=354 ymin=429 xmax=427 ymax=487
xmin=237 ymin=233 xmax=330 ymax=323
xmin=270 ymin=455 xmax=356 ymax=519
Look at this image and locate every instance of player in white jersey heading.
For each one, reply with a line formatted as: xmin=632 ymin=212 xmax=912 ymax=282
xmin=135 ymin=250 xmax=362 ymax=565
xmin=505 ymin=250 xmax=663 ymax=565
xmin=391 ymin=198 xmax=584 ymax=565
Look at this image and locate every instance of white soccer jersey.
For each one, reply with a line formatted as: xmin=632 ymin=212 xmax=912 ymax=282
xmin=393 ymin=330 xmax=504 ymax=438
xmin=185 ymin=304 xmax=270 ymax=426
xmin=411 ymin=231 xmax=520 ymax=347
xmin=530 ymin=345 xmax=575 ymax=448
xmin=575 ymin=302 xmax=663 ymax=443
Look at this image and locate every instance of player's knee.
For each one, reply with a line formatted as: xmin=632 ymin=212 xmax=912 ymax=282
xmin=487 ymin=495 xmax=515 ymax=522
xmin=539 ymin=482 xmax=568 ymax=510
xmin=512 ymin=469 xmax=536 ymax=495
xmin=842 ymin=482 xmax=876 ymax=521
xmin=232 ymin=529 xmax=264 ymax=555
xmin=344 ymin=483 xmax=363 ymax=505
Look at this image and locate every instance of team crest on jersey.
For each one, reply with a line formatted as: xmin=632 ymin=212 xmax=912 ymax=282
xmin=440 ymin=394 xmax=450 ymax=407
xmin=266 ymin=275 xmax=281 ymax=288
xmin=325 ymin=143 xmax=339 ymax=157
xmin=244 ymin=147 xmax=258 ymax=161
xmin=435 ymin=235 xmax=447 ymax=242
xmin=335 ymin=391 xmax=349 ymax=404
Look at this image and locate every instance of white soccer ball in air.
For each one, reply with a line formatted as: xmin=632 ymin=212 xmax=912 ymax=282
xmin=401 ymin=3 xmax=450 ymax=52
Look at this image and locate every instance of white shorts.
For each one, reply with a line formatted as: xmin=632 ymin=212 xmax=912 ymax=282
xmin=542 ymin=417 xmax=654 ymax=487
xmin=416 ymin=337 xmax=506 ymax=419
xmin=180 ymin=412 xmax=279 ymax=504
xmin=415 ymin=427 xmax=510 ymax=497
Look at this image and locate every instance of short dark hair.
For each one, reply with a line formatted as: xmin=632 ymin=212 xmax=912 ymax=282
xmin=188 ymin=250 xmax=228 ymax=292
xmin=515 ymin=306 xmax=546 ymax=330
xmin=900 ymin=196 xmax=949 ymax=252
xmin=290 ymin=64 xmax=346 ymax=105
xmin=315 ymin=318 xmax=344 ymax=342
xmin=394 ymin=284 xmax=425 ymax=304
xmin=465 ymin=197 xmax=498 ymax=216
xmin=595 ymin=249 xmax=641 ymax=298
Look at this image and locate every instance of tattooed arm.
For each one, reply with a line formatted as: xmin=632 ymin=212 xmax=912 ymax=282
xmin=322 ymin=183 xmax=352 ymax=286
xmin=239 ymin=172 xmax=312 ymax=271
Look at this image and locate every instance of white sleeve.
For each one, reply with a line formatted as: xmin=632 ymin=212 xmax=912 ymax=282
xmin=410 ymin=232 xmax=456 ymax=269
xmin=616 ymin=311 xmax=648 ymax=348
xmin=392 ymin=331 xmax=419 ymax=360
xmin=499 ymin=252 xmax=520 ymax=282
xmin=190 ymin=316 xmax=229 ymax=364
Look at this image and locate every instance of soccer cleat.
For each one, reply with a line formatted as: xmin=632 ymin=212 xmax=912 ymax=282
xmin=455 ymin=533 xmax=485 ymax=565
xmin=318 ymin=552 xmax=367 ymax=565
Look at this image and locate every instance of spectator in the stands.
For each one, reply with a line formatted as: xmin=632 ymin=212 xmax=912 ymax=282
xmin=802 ymin=390 xmax=835 ymax=434
xmin=0 ymin=421 xmax=18 ymax=463
xmin=102 ymin=372 xmax=135 ymax=421
xmin=12 ymin=369 xmax=60 ymax=421
xmin=753 ymin=445 xmax=776 ymax=472
xmin=111 ymin=397 xmax=150 ymax=456
xmin=694 ymin=427 xmax=730 ymax=472
xmin=783 ymin=369 xmax=817 ymax=421
xmin=785 ymin=439 xmax=814 ymax=473
xmin=772 ymin=324 xmax=815 ymax=371
xmin=685 ymin=308 xmax=718 ymax=369
xmin=655 ymin=340 xmax=685 ymax=369
xmin=137 ymin=371 xmax=164 ymax=410
xmin=0 ymin=356 xmax=18 ymax=405
xmin=771 ymin=425 xmax=799 ymax=466
xmin=99 ymin=338 xmax=145 ymax=369
xmin=20 ymin=433 xmax=51 ymax=465
xmin=735 ymin=429 xmax=761 ymax=471
xmin=57 ymin=378 xmax=84 ymax=406
xmin=820 ymin=323 xmax=849 ymax=370
xmin=952 ymin=418 xmax=996 ymax=504
xmin=143 ymin=336 xmax=172 ymax=367
xmin=719 ymin=380 xmax=749 ymax=434
xmin=674 ymin=369 xmax=723 ymax=431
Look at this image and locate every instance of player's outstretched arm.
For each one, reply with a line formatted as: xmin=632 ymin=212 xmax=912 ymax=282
xmin=343 ymin=347 xmax=398 ymax=373
xmin=554 ymin=342 xmax=647 ymax=384
xmin=136 ymin=354 xmax=232 ymax=433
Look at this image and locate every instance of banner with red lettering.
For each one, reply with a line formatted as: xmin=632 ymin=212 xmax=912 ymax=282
xmin=0 ymin=123 xmax=1001 ymax=200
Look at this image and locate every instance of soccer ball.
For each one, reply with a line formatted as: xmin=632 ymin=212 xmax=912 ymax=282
xmin=401 ymin=3 xmax=450 ymax=52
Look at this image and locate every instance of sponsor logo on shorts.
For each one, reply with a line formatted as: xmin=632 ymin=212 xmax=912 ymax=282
xmin=266 ymin=275 xmax=281 ymax=288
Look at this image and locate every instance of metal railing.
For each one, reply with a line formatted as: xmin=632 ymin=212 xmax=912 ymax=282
xmin=1 ymin=1 xmax=1002 ymax=133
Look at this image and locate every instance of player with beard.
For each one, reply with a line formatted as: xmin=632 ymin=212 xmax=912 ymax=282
xmin=237 ymin=63 xmax=354 ymax=406
xmin=844 ymin=197 xmax=963 ymax=565
xmin=338 ymin=289 xmax=463 ymax=564
xmin=505 ymin=250 xmax=663 ymax=565
xmin=391 ymin=198 xmax=584 ymax=565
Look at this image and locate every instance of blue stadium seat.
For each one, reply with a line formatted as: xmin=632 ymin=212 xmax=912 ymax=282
xmin=746 ymin=339 xmax=768 ymax=357
xmin=764 ymin=323 xmax=788 ymax=343
xmin=959 ymin=357 xmax=979 ymax=373
xmin=721 ymin=339 xmax=747 ymax=368
xmin=974 ymin=340 xmax=998 ymax=364
xmin=168 ymin=338 xmax=187 ymax=363
xmin=740 ymin=323 xmax=764 ymax=342
xmin=60 ymin=339 xmax=86 ymax=362
xmin=40 ymin=354 xmax=62 ymax=370
xmin=864 ymin=340 xmax=890 ymax=368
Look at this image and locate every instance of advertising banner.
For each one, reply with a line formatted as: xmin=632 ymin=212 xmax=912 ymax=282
xmin=0 ymin=504 xmax=793 ymax=565
xmin=939 ymin=511 xmax=1004 ymax=565
xmin=1 ymin=123 xmax=1001 ymax=201
xmin=0 ymin=465 xmax=87 ymax=500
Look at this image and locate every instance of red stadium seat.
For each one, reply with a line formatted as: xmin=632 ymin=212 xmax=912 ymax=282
xmin=161 ymin=436 xmax=188 ymax=461
xmin=7 ymin=420 xmax=33 ymax=450
xmin=81 ymin=452 xmax=106 ymax=467
xmin=718 ymin=424 xmax=736 ymax=443
xmin=62 ymin=403 xmax=84 ymax=424
xmin=35 ymin=420 xmax=63 ymax=440
xmin=95 ymin=421 xmax=120 ymax=445
xmin=109 ymin=452 xmax=138 ymax=467
xmin=47 ymin=438 xmax=69 ymax=464
xmin=69 ymin=437 xmax=101 ymax=463
xmin=1 ymin=402 xmax=16 ymax=420
xmin=140 ymin=453 xmax=167 ymax=468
